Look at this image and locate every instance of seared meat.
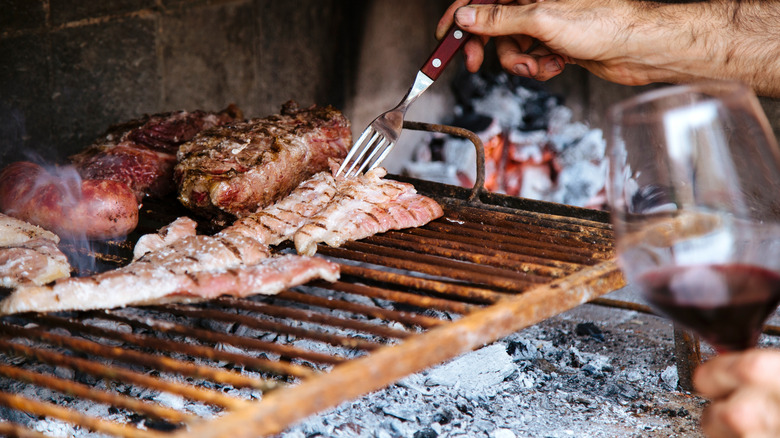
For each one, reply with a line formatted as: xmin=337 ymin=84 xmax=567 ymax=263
xmin=225 ymin=171 xmax=338 ymax=246
xmin=0 ymin=239 xmax=70 ymax=289
xmin=71 ymin=105 xmax=243 ymax=200
xmin=132 ymin=216 xmax=199 ymax=260
xmin=294 ymin=167 xmax=444 ymax=256
xmin=175 ymin=101 xmax=351 ymax=220
xmin=0 ymin=213 xmax=71 ymax=288
xmin=0 ymin=208 xmax=62 ymax=247
xmin=0 ymin=252 xmax=337 ymax=314
xmin=0 ymin=208 xmax=343 ymax=315
xmin=0 ymin=106 xmax=242 ymax=240
xmin=221 ymin=164 xmax=443 ymax=256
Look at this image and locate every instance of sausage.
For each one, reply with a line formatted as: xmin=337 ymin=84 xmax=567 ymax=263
xmin=0 ymin=161 xmax=139 ymax=240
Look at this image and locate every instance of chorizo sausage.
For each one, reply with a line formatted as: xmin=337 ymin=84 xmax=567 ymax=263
xmin=0 ymin=161 xmax=139 ymax=240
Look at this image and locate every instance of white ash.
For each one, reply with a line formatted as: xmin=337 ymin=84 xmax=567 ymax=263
xmin=422 ymin=344 xmax=516 ymax=400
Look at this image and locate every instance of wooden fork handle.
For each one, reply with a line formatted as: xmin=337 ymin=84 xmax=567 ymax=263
xmin=421 ymin=0 xmax=499 ymax=81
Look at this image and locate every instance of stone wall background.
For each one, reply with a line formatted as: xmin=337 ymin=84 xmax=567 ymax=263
xmin=3 ymin=0 xmax=780 ymax=172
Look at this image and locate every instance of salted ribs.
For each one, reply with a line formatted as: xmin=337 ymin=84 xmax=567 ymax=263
xmin=228 ymin=165 xmax=445 ymax=256
xmin=175 ymin=101 xmax=351 ymax=220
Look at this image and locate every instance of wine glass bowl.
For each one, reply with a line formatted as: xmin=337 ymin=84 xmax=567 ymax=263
xmin=607 ymin=80 xmax=780 ymax=352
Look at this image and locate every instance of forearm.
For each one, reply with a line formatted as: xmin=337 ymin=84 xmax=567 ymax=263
xmin=445 ymin=0 xmax=780 ymax=96
xmin=651 ymin=0 xmax=780 ymax=97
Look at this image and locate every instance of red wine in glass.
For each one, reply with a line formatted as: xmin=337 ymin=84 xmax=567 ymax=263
xmin=639 ymin=263 xmax=780 ymax=352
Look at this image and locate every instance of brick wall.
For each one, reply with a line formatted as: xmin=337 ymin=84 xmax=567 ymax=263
xmin=0 ymin=0 xmax=368 ymax=164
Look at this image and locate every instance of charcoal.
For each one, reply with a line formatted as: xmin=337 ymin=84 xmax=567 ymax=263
xmin=451 ymin=112 xmax=493 ymax=133
xmin=382 ymin=406 xmax=417 ymax=422
xmin=506 ymin=339 xmax=540 ymax=361
xmin=575 ymin=322 xmax=605 ymax=342
xmin=432 ymin=409 xmax=453 ymax=425
xmin=413 ymin=428 xmax=438 ymax=438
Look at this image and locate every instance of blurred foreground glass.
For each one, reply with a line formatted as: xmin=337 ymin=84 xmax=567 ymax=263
xmin=607 ymin=80 xmax=780 ymax=352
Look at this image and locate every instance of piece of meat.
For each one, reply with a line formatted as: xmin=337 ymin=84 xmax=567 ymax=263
xmin=0 ymin=239 xmax=71 ymax=288
xmin=293 ymin=167 xmax=444 ymax=256
xmin=0 ymin=254 xmax=339 ymax=315
xmin=0 ymin=209 xmax=61 ymax=247
xmin=0 ymin=161 xmax=139 ymax=240
xmin=71 ymin=105 xmax=243 ymax=200
xmin=218 ymin=165 xmax=443 ymax=255
xmin=224 ymin=171 xmax=338 ymax=245
xmin=136 ymin=233 xmax=270 ymax=273
xmin=175 ymin=101 xmax=351 ymax=220
xmin=132 ymin=216 xmax=198 ymax=260
xmin=71 ymin=145 xmax=177 ymax=202
xmin=0 ymin=213 xmax=71 ymax=288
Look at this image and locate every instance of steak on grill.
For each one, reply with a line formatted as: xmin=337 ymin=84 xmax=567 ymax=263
xmin=175 ymin=101 xmax=351 ymax=221
xmin=71 ymin=105 xmax=243 ymax=200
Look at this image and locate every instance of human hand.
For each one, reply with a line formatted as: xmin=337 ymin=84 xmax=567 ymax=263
xmin=694 ymin=349 xmax=780 ymax=437
xmin=435 ymin=0 xmax=726 ymax=86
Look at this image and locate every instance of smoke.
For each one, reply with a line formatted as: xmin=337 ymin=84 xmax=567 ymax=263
xmin=1 ymin=160 xmax=99 ymax=276
xmin=38 ymin=164 xmax=98 ymax=276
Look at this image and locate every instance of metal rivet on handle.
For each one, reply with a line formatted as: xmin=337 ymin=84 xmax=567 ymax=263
xmin=454 ymin=30 xmax=463 ymax=39
xmin=432 ymin=59 xmax=442 ymax=68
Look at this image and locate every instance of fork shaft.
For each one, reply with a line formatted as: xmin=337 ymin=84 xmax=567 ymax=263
xmin=421 ymin=0 xmax=499 ymax=80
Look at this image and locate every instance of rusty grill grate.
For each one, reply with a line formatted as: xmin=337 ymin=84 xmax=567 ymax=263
xmin=0 ymin=123 xmax=626 ymax=438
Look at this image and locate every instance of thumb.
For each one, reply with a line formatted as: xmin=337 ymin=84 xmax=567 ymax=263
xmin=455 ymin=4 xmax=540 ymax=38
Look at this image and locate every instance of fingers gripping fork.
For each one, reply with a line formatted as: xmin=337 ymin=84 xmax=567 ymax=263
xmin=336 ymin=0 xmax=498 ymax=178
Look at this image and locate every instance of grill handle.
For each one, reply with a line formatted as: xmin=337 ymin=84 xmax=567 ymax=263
xmin=402 ymin=121 xmax=486 ymax=203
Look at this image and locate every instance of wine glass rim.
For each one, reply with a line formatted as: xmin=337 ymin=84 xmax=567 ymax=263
xmin=608 ymin=79 xmax=752 ymax=122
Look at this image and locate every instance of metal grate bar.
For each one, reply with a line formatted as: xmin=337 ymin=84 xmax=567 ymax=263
xmin=273 ymin=290 xmax=446 ymax=329
xmin=0 ymin=392 xmax=166 ymax=438
xmin=0 ymin=363 xmax=193 ymax=423
xmin=327 ymin=242 xmax=538 ymax=292
xmin=441 ymin=200 xmax=613 ymax=231
xmin=442 ymin=207 xmax=613 ymax=259
xmin=0 ymin=337 xmax=245 ymax=409
xmin=319 ymin=279 xmax=479 ymax=314
xmin=370 ymin=230 xmax=578 ymax=276
xmin=0 ymin=322 xmax=270 ymax=390
xmin=350 ymin=238 xmax=546 ymax=286
xmin=158 ymin=305 xmax=383 ymax=352
xmin=35 ymin=314 xmax=311 ymax=380
xmin=214 ymin=297 xmax=412 ymax=340
xmin=0 ymin=422 xmax=52 ymax=438
xmin=336 ymin=262 xmax=507 ymax=304
xmin=97 ymin=310 xmax=344 ymax=366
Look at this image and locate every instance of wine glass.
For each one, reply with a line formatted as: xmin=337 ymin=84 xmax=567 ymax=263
xmin=607 ymin=80 xmax=780 ymax=352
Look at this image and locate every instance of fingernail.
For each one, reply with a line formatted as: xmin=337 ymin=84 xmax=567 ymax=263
xmin=455 ymin=7 xmax=476 ymax=26
xmin=513 ymin=63 xmax=531 ymax=77
xmin=545 ymin=57 xmax=562 ymax=72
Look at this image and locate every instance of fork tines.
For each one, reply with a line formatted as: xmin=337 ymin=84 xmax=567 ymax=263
xmin=336 ymin=127 xmax=394 ymax=178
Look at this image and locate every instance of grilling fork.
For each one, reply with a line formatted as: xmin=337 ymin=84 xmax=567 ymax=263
xmin=336 ymin=0 xmax=499 ymax=178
